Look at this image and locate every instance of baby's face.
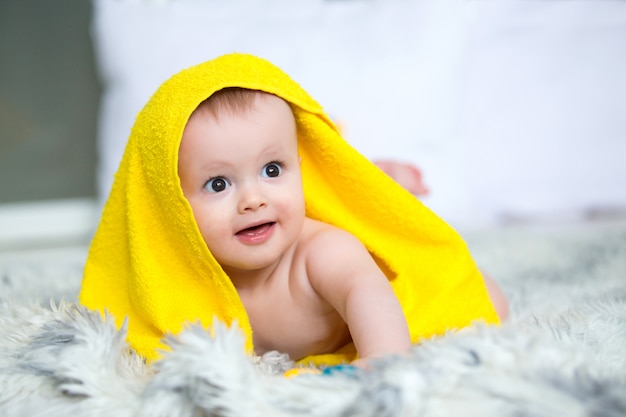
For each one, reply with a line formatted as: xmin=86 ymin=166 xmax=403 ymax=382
xmin=178 ymin=94 xmax=305 ymax=273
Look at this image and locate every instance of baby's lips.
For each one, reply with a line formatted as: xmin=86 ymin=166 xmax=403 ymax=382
xmin=236 ymin=222 xmax=272 ymax=236
xmin=234 ymin=222 xmax=276 ymax=244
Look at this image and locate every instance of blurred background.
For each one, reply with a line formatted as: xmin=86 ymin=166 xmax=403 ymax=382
xmin=1 ymin=0 xmax=625 ymax=255
xmin=0 ymin=0 xmax=99 ymax=252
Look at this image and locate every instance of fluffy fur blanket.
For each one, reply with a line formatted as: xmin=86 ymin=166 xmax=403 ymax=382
xmin=1 ymin=221 xmax=625 ymax=416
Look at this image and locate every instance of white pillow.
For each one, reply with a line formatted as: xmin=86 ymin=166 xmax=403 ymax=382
xmin=92 ymin=0 xmax=626 ymax=227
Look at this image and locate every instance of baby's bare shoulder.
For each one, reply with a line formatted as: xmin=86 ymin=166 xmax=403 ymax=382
xmin=300 ymin=218 xmax=363 ymax=251
xmin=299 ymin=218 xmax=371 ymax=277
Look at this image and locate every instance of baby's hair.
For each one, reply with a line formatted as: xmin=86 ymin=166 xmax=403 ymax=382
xmin=194 ymin=87 xmax=265 ymax=119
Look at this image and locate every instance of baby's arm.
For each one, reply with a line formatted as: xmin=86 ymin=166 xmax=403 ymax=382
xmin=305 ymin=228 xmax=411 ymax=362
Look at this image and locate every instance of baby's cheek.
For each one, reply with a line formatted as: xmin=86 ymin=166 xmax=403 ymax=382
xmin=193 ymin=212 xmax=225 ymax=248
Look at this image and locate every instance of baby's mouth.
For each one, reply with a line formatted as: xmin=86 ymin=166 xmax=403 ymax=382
xmin=236 ymin=222 xmax=276 ymax=237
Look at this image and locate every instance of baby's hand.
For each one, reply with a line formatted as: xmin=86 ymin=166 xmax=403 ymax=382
xmin=350 ymin=358 xmax=371 ymax=369
xmin=352 ymin=350 xmax=410 ymax=370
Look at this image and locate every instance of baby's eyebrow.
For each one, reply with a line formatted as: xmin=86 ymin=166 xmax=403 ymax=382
xmin=260 ymin=144 xmax=292 ymax=158
xmin=199 ymin=160 xmax=234 ymax=172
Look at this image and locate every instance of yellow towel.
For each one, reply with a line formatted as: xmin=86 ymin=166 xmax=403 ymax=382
xmin=80 ymin=53 xmax=499 ymax=365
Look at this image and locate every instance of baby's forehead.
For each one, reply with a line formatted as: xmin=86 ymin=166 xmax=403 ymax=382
xmin=181 ymin=89 xmax=298 ymax=150
xmin=193 ymin=88 xmax=289 ymax=121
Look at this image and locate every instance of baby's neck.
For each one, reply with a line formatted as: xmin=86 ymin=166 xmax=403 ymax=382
xmin=223 ymin=243 xmax=296 ymax=292
xmin=225 ymin=266 xmax=276 ymax=292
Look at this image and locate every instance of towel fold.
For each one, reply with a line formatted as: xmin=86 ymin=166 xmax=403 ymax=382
xmin=80 ymin=53 xmax=499 ymax=365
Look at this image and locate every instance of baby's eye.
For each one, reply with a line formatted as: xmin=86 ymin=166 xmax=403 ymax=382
xmin=262 ymin=162 xmax=282 ymax=178
xmin=204 ymin=177 xmax=230 ymax=193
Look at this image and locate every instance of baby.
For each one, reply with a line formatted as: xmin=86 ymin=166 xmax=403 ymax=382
xmin=80 ymin=53 xmax=504 ymax=367
xmin=178 ymin=88 xmax=412 ymax=362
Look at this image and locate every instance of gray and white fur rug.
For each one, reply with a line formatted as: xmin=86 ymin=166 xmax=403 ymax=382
xmin=1 ymin=220 xmax=625 ymax=416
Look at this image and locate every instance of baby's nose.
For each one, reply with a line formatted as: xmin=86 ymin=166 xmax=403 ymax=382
xmin=238 ymin=185 xmax=267 ymax=213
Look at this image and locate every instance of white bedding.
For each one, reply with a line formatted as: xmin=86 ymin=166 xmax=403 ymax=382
xmin=1 ymin=220 xmax=625 ymax=416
